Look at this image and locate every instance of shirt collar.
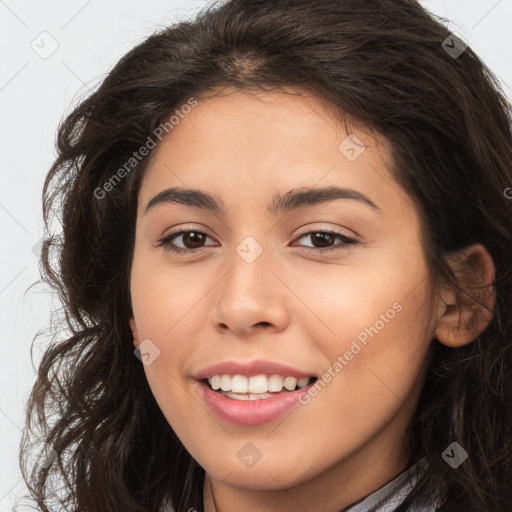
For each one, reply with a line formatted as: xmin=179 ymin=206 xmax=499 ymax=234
xmin=344 ymin=457 xmax=429 ymax=512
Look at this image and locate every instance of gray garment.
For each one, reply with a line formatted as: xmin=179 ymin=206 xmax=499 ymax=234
xmin=345 ymin=457 xmax=439 ymax=512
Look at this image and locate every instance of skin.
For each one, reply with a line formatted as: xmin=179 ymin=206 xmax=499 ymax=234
xmin=128 ymin=86 xmax=495 ymax=512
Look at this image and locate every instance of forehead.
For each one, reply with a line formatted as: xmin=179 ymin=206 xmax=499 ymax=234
xmin=151 ymin=86 xmax=379 ymax=160
xmin=138 ymin=87 xmax=411 ymax=220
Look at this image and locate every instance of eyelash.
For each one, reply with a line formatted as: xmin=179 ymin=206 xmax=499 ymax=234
xmin=156 ymin=229 xmax=358 ymax=255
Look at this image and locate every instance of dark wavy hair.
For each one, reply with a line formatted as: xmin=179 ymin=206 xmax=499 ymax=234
xmin=19 ymin=0 xmax=512 ymax=510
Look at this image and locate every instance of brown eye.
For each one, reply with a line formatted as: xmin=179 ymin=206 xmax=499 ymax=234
xmin=157 ymin=230 xmax=216 ymax=254
xmin=294 ymin=231 xmax=358 ymax=253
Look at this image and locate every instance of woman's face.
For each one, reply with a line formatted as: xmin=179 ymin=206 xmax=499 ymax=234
xmin=129 ymin=87 xmax=439 ymax=505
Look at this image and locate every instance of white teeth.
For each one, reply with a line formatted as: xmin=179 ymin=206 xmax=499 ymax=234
xmin=249 ymin=375 xmax=268 ymax=394
xmin=231 ymin=375 xmax=248 ymax=393
xmin=283 ymin=377 xmax=298 ymax=391
xmin=220 ymin=375 xmax=231 ymax=392
xmin=210 ymin=375 xmax=221 ymax=390
xmin=206 ymin=374 xmax=313 ymax=393
xmin=297 ymin=377 xmax=310 ymax=388
xmin=224 ymin=391 xmax=274 ymax=400
xmin=268 ymin=375 xmax=284 ymax=392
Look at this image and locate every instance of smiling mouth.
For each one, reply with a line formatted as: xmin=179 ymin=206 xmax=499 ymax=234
xmin=202 ymin=376 xmax=318 ymax=400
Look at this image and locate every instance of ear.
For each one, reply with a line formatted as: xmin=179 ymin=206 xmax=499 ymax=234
xmin=129 ymin=317 xmax=140 ymax=348
xmin=434 ymin=243 xmax=496 ymax=348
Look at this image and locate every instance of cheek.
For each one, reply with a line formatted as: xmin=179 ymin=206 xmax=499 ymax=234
xmin=292 ymin=256 xmax=432 ymax=354
xmin=130 ymin=246 xmax=205 ymax=340
xmin=129 ymin=251 xmax=213 ymax=399
xmin=295 ymin=249 xmax=434 ymax=410
xmin=282 ymin=282 xmax=432 ymax=477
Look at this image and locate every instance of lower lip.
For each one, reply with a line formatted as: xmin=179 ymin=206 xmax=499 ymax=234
xmin=197 ymin=380 xmax=315 ymax=426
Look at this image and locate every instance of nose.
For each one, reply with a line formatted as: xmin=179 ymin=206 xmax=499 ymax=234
xmin=210 ymin=247 xmax=290 ymax=337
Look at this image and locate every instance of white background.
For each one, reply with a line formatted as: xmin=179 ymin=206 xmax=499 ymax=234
xmin=1 ymin=0 xmax=511 ymax=509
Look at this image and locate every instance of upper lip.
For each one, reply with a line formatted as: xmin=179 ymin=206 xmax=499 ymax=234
xmin=195 ymin=359 xmax=316 ymax=380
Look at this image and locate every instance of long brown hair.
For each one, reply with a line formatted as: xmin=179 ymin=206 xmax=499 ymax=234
xmin=20 ymin=0 xmax=512 ymax=510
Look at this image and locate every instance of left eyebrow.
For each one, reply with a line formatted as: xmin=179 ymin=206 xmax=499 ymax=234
xmin=144 ymin=185 xmax=381 ymax=216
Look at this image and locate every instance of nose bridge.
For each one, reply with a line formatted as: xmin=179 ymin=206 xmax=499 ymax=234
xmin=211 ymin=232 xmax=288 ymax=333
xmin=222 ymin=234 xmax=271 ymax=305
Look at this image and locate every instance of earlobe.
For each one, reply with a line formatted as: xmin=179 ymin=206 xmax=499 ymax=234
xmin=434 ymin=243 xmax=496 ymax=348
xmin=129 ymin=317 xmax=140 ymax=348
